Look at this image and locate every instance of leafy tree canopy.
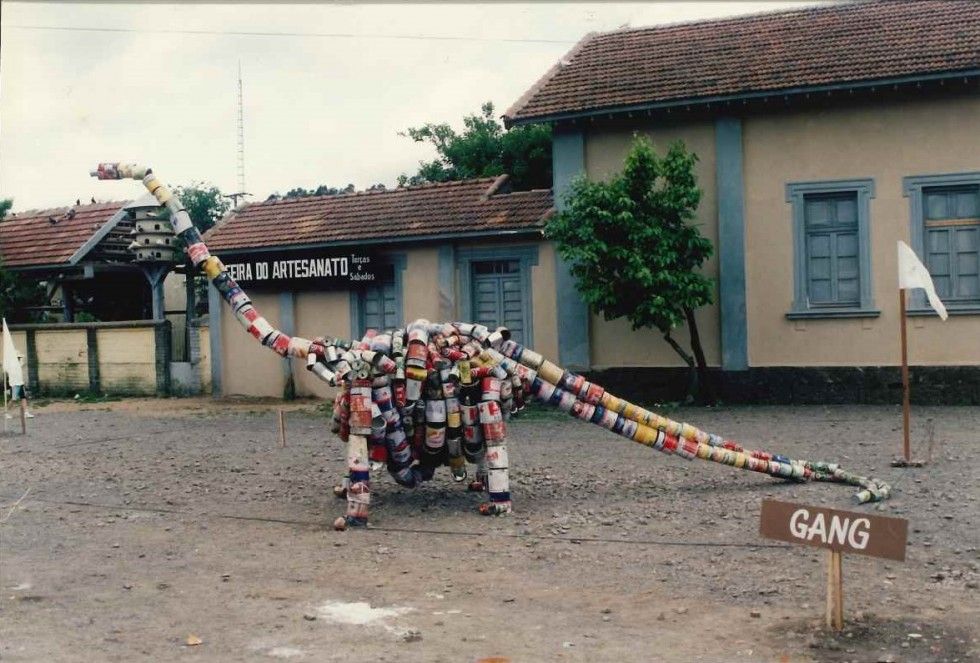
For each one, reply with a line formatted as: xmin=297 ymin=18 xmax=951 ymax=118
xmin=172 ymin=183 xmax=231 ymax=234
xmin=0 ymin=198 xmax=44 ymax=322
xmin=546 ymin=136 xmax=714 ymax=400
xmin=399 ymin=102 xmax=551 ymax=191
xmin=267 ymin=183 xmax=386 ymax=202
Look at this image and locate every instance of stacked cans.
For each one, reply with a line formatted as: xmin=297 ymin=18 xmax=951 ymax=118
xmin=304 ymin=320 xmax=531 ymax=526
xmin=93 ymin=161 xmax=891 ymax=532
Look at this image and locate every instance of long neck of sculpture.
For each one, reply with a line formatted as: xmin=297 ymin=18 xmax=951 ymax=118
xmin=90 ymin=163 xmax=318 ymax=367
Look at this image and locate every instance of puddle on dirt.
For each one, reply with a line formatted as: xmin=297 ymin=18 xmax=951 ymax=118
xmin=315 ymin=600 xmax=416 ymax=637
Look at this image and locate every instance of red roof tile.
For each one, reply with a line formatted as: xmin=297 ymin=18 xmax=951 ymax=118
xmin=0 ymin=202 xmax=127 ymax=268
xmin=204 ymin=177 xmax=554 ymax=252
xmin=505 ymin=0 xmax=980 ymax=123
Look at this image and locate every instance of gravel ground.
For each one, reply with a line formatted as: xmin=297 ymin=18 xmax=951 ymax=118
xmin=0 ymin=399 xmax=977 ymax=662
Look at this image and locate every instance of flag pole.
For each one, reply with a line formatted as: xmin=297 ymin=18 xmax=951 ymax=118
xmin=899 ymin=288 xmax=911 ymax=463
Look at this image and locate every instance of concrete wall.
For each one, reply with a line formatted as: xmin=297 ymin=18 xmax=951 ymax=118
xmin=220 ymin=292 xmax=284 ymax=397
xmin=5 ymin=323 xmax=167 ymax=396
xmin=743 ymin=94 xmax=980 ymax=366
xmin=197 ymin=324 xmax=212 ymax=394
xmin=96 ymin=328 xmax=157 ymax=393
xmin=35 ymin=331 xmax=89 ymax=391
xmin=531 ymin=241 xmax=560 ymax=363
xmin=292 ymin=290 xmax=348 ymax=399
xmin=584 ymin=119 xmax=722 ymax=368
xmin=403 ymin=247 xmax=441 ymax=322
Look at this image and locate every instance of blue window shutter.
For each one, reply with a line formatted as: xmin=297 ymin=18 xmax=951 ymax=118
xmin=927 ymin=228 xmax=952 ymax=298
xmin=787 ymin=179 xmax=876 ymax=318
xmin=835 ymin=231 xmax=860 ymax=304
xmin=955 ymin=227 xmax=979 ymax=299
xmin=807 ymin=234 xmax=833 ymax=303
xmin=803 ymin=191 xmax=860 ymax=306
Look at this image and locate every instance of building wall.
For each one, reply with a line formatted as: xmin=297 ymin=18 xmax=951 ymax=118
xmin=6 ymin=324 xmax=165 ymax=396
xmin=743 ymin=94 xmax=980 ymax=366
xmin=197 ymin=323 xmax=212 ymax=395
xmin=403 ymin=247 xmax=441 ymax=322
xmin=36 ymin=330 xmax=90 ymax=391
xmin=584 ymin=119 xmax=722 ymax=368
xmin=220 ymin=291 xmax=285 ymax=397
xmin=292 ymin=290 xmax=348 ymax=399
xmin=532 ymin=241 xmax=560 ymax=363
xmin=96 ymin=327 xmax=158 ymax=393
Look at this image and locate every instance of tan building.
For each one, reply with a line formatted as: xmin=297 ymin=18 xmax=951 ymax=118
xmin=201 ymin=1 xmax=979 ymax=403
xmin=203 ymin=177 xmax=555 ymax=398
xmin=501 ymin=0 xmax=980 ymax=403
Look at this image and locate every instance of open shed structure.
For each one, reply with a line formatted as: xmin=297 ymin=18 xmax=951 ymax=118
xmin=0 ymin=197 xmax=207 ymax=395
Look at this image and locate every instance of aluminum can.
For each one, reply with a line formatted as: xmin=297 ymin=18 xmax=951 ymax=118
xmin=583 ymin=383 xmax=605 ymax=405
xmin=481 ymin=377 xmax=502 ymax=401
xmin=425 ymin=399 xmax=447 ymax=423
xmin=537 ymin=361 xmax=563 ymax=385
xmin=425 ymin=425 xmax=446 ymax=449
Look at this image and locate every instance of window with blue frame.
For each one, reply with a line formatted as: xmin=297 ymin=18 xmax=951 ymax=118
xmin=786 ymin=179 xmax=877 ymax=318
xmin=903 ymin=173 xmax=980 ymax=314
xmin=803 ymin=193 xmax=860 ymax=306
xmin=358 ymin=279 xmax=400 ymax=332
xmin=921 ymin=185 xmax=979 ymax=304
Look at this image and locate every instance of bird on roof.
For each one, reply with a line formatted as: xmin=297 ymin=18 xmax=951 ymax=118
xmin=91 ymin=197 xmax=97 ymax=204
xmin=76 ymin=198 xmax=81 ymax=206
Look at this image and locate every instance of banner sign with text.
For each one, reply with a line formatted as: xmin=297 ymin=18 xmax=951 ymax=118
xmin=759 ymin=499 xmax=908 ymax=561
xmin=223 ymin=251 xmax=392 ymax=290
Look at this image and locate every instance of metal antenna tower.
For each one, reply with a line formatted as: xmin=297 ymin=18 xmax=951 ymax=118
xmin=225 ymin=61 xmax=251 ymax=208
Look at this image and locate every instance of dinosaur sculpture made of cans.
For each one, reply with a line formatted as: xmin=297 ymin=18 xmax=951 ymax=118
xmin=92 ymin=163 xmax=891 ymax=529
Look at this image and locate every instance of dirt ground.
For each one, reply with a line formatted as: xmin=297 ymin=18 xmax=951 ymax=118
xmin=1 ymin=398 xmax=977 ymax=662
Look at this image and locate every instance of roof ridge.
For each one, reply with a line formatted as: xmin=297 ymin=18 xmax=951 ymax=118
xmin=592 ymin=1 xmax=878 ymax=41
xmin=5 ymin=200 xmax=129 ymax=220
xmin=257 ymin=177 xmax=500 ymax=207
xmin=503 ymin=31 xmax=599 ymax=125
xmin=506 ymin=0 xmax=978 ymax=123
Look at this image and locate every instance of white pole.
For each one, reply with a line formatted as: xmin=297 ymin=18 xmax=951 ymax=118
xmin=3 ymin=370 xmax=8 ymax=433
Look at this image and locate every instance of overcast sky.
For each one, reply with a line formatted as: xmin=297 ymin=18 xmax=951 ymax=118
xmin=1 ymin=1 xmax=824 ymax=212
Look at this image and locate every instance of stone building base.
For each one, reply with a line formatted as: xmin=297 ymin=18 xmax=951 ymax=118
xmin=583 ymin=366 xmax=980 ymax=406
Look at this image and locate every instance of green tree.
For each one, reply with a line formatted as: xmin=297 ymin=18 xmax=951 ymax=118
xmin=172 ymin=183 xmax=231 ymax=233
xmin=271 ymin=183 xmax=384 ymax=201
xmin=400 ymin=102 xmax=552 ymax=190
xmin=546 ymin=136 xmax=715 ymax=403
xmin=0 ymin=198 xmax=46 ymax=322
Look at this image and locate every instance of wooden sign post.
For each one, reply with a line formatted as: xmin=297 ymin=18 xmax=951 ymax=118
xmin=277 ymin=409 xmax=287 ymax=448
xmin=760 ymin=499 xmax=908 ymax=631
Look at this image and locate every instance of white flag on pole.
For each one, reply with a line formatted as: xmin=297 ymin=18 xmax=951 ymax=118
xmin=2 ymin=318 xmax=25 ymax=387
xmin=897 ymin=240 xmax=948 ymax=320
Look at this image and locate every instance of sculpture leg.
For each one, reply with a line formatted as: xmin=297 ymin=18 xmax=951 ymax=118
xmin=478 ymin=398 xmax=511 ymax=515
xmin=335 ymin=433 xmax=370 ymax=530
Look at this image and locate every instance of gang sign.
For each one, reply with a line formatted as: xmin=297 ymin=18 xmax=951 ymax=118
xmin=759 ymin=499 xmax=908 ymax=561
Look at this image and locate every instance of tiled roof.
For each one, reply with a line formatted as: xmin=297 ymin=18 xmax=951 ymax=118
xmin=505 ymin=0 xmax=980 ymax=124
xmin=0 ymin=202 xmax=127 ymax=268
xmin=204 ymin=177 xmax=554 ymax=252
